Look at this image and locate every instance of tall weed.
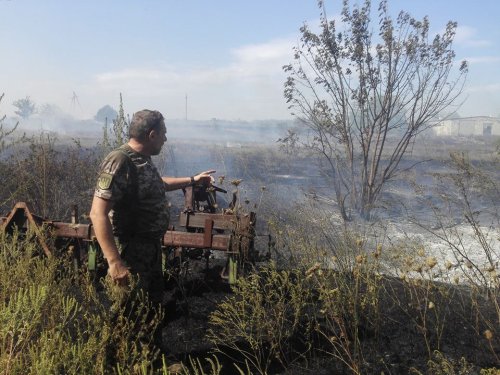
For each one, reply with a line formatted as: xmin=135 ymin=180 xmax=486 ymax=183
xmin=207 ymin=262 xmax=316 ymax=374
xmin=0 ymin=231 xmax=164 ymax=374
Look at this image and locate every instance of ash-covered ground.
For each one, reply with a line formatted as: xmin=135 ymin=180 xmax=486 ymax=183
xmin=156 ymin=135 xmax=499 ymax=373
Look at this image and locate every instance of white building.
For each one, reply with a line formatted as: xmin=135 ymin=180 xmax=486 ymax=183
xmin=433 ymin=116 xmax=500 ymax=137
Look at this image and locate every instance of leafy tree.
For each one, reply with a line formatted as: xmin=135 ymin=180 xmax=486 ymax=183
xmin=94 ymin=104 xmax=118 ymax=123
xmin=281 ymin=0 xmax=467 ymax=221
xmin=12 ymin=96 xmax=36 ymax=119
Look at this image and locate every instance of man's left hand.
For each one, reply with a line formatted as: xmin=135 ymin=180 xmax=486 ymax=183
xmin=194 ymin=170 xmax=216 ymax=185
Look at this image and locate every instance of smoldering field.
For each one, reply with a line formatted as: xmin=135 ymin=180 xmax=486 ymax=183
xmin=161 ymin=123 xmax=499 ymax=277
xmin=1 ymin=119 xmax=499 ymax=373
xmin=2 ymin=117 xmax=498 ymax=276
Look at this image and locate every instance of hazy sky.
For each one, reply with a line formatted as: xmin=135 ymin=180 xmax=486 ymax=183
xmin=1 ymin=0 xmax=499 ymax=121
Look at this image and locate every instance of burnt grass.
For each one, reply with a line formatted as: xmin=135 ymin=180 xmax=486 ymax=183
xmin=159 ymin=259 xmax=500 ymax=374
xmin=154 ymin=137 xmax=500 ymax=373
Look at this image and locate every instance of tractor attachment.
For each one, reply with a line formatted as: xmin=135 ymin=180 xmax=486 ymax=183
xmin=0 ymin=181 xmax=257 ymax=284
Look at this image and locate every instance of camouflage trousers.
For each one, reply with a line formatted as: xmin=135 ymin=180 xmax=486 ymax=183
xmin=108 ymin=236 xmax=165 ymax=350
xmin=119 ymin=236 xmax=164 ymax=305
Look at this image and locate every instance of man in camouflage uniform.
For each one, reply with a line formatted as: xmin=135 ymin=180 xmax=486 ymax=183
xmin=90 ymin=109 xmax=214 ymax=315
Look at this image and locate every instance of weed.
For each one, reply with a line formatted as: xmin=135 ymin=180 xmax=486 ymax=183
xmin=207 ymin=262 xmax=315 ymax=374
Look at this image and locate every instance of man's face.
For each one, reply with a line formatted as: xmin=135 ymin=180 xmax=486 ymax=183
xmin=150 ymin=121 xmax=167 ymax=155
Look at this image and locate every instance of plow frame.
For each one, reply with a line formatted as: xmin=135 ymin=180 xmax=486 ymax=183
xmin=1 ymin=195 xmax=257 ymax=283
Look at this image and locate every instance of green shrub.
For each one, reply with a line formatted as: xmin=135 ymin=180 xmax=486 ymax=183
xmin=207 ymin=262 xmax=316 ymax=375
xmin=0 ymin=230 xmax=165 ymax=374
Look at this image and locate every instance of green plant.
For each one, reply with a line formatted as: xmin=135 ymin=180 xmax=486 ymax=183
xmin=410 ymin=350 xmax=474 ymax=374
xmin=178 ymin=355 xmax=223 ymax=375
xmin=0 ymin=230 xmax=163 ymax=374
xmin=308 ymin=243 xmax=382 ymax=374
xmin=480 ymin=367 xmax=500 ymax=375
xmin=97 ymin=93 xmax=130 ymax=159
xmin=383 ymin=244 xmax=454 ymax=357
xmin=112 ymin=93 xmax=129 ymax=148
xmin=207 ymin=262 xmax=315 ymax=374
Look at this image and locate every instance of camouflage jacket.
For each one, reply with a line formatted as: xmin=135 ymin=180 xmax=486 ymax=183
xmin=94 ymin=144 xmax=169 ymax=239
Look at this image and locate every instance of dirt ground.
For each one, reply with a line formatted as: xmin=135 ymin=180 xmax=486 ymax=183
xmin=159 ymin=259 xmax=500 ymax=375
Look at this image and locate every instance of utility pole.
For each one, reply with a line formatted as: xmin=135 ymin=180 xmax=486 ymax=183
xmin=71 ymin=91 xmax=81 ymax=112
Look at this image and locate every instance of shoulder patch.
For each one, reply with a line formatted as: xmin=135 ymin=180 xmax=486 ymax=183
xmin=97 ymin=172 xmax=113 ymax=190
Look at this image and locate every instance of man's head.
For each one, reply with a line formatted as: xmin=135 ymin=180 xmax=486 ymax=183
xmin=129 ymin=110 xmax=164 ymax=140
xmin=129 ymin=109 xmax=166 ymax=155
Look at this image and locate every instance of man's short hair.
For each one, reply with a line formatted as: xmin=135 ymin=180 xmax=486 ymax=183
xmin=129 ymin=110 xmax=164 ymax=140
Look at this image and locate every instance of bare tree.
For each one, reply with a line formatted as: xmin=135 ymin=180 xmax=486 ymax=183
xmin=281 ymin=0 xmax=467 ymax=221
xmin=0 ymin=93 xmax=22 ymax=154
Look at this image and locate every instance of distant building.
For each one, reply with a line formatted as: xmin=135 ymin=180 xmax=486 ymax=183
xmin=433 ymin=116 xmax=500 ymax=137
xmin=225 ymin=142 xmax=242 ymax=148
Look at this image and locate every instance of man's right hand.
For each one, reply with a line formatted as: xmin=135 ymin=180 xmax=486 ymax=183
xmin=90 ymin=197 xmax=131 ymax=286
xmin=108 ymin=258 xmax=130 ymax=286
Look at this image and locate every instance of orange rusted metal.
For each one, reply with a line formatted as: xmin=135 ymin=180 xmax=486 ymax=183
xmin=1 ymin=192 xmax=257 ymax=265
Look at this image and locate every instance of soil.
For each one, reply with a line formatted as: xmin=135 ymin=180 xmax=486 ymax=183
xmin=156 ymin=138 xmax=500 ymax=373
xmin=159 ymin=258 xmax=500 ymax=375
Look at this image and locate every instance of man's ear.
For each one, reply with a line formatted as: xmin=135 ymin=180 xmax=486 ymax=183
xmin=148 ymin=128 xmax=157 ymax=140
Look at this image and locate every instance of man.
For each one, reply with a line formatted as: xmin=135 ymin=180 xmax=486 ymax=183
xmin=90 ymin=109 xmax=214 ymax=306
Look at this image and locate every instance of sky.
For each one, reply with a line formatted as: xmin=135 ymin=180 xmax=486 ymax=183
xmin=1 ymin=0 xmax=499 ymax=121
